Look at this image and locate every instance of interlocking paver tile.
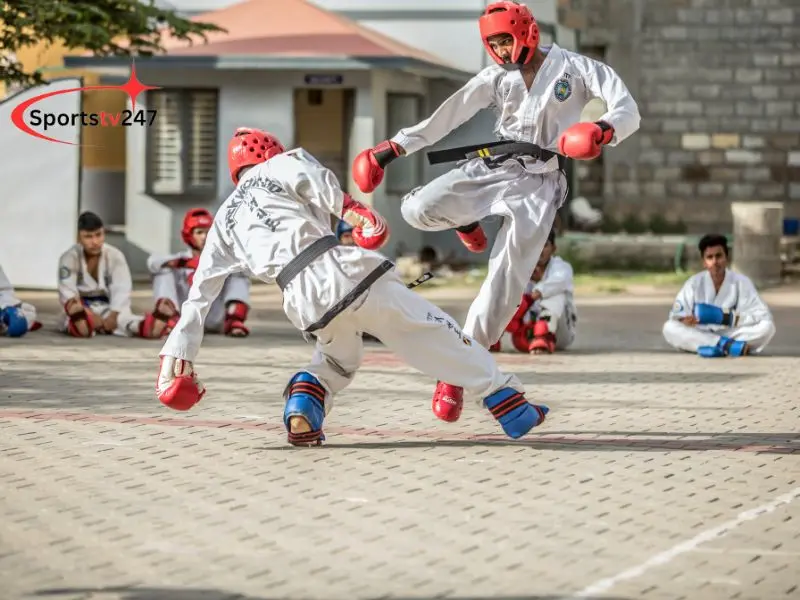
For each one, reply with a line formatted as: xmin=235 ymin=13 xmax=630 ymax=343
xmin=0 ymin=285 xmax=798 ymax=600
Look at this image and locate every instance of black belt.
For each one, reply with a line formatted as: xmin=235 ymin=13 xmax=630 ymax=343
xmin=305 ymin=260 xmax=394 ymax=334
xmin=426 ymin=140 xmax=558 ymax=165
xmin=276 ymin=235 xmax=340 ymax=291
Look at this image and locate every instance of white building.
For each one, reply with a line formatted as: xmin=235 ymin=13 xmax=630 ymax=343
xmin=64 ymin=0 xmax=577 ymax=276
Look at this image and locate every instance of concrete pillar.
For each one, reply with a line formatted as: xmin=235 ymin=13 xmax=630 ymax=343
xmin=730 ymin=202 xmax=784 ymax=287
xmin=347 ymin=86 xmax=375 ymax=203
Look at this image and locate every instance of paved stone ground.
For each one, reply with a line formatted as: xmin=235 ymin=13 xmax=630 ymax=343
xmin=1 ymin=284 xmax=799 ymax=600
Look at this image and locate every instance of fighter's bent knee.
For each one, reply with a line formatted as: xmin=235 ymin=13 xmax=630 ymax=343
xmin=400 ymin=186 xmax=439 ymax=230
xmin=64 ymin=299 xmax=95 ymax=338
xmin=484 ymin=387 xmax=548 ymax=439
xmin=140 ymin=298 xmax=179 ymax=339
xmin=224 ymin=301 xmax=250 ymax=337
xmin=1 ymin=306 xmax=29 ymax=337
xmin=661 ymin=320 xmax=682 ymax=347
xmin=755 ymin=320 xmax=777 ymax=348
xmin=283 ymin=372 xmax=327 ymax=446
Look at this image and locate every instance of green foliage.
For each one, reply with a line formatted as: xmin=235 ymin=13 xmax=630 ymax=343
xmin=557 ymin=239 xmax=590 ymax=274
xmin=620 ymin=213 xmax=648 ymax=234
xmin=599 ymin=214 xmax=622 ymax=233
xmin=0 ymin=0 xmax=225 ymax=87
xmin=648 ymin=214 xmax=672 ymax=235
xmin=649 ymin=214 xmax=688 ymax=235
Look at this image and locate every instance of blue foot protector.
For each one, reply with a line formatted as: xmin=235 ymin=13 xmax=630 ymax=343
xmin=283 ymin=372 xmax=327 ymax=446
xmin=483 ymin=387 xmax=548 ymax=440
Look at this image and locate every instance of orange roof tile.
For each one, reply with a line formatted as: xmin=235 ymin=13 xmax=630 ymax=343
xmin=160 ymin=0 xmax=461 ymax=70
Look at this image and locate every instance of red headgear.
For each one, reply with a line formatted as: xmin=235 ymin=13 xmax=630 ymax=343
xmin=227 ymin=127 xmax=285 ymax=184
xmin=181 ymin=208 xmax=213 ymax=248
xmin=479 ymin=1 xmax=540 ymax=68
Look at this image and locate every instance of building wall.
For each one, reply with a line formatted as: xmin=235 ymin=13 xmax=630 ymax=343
xmin=124 ymin=67 xmax=380 ymax=275
xmin=3 ymin=40 xmax=127 ymax=227
xmin=560 ymin=0 xmax=800 ymax=233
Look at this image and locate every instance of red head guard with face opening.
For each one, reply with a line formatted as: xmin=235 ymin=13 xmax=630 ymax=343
xmin=181 ymin=208 xmax=213 ymax=248
xmin=479 ymin=1 xmax=540 ymax=68
xmin=227 ymin=127 xmax=286 ymax=184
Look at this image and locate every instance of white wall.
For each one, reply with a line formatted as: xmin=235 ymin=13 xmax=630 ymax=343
xmin=125 ymin=67 xmax=372 ymax=270
xmin=0 ymin=78 xmax=82 ymax=289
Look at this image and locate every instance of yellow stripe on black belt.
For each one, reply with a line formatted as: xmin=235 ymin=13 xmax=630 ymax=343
xmin=477 ymin=148 xmax=491 ymax=158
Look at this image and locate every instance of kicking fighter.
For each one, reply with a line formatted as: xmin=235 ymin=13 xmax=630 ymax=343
xmin=352 ymin=0 xmax=640 ymax=421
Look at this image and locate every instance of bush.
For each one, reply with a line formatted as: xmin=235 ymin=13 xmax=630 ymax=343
xmin=558 ymin=239 xmax=591 ymax=274
xmin=621 ymin=213 xmax=648 ymax=234
xmin=599 ymin=215 xmax=622 ymax=233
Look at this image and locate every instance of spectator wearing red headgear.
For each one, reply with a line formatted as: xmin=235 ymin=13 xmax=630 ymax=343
xmin=140 ymin=207 xmax=252 ymax=339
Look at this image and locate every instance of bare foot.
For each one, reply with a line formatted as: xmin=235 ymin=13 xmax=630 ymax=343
xmin=287 ymin=415 xmax=322 ymax=447
xmin=289 ymin=416 xmax=311 ymax=434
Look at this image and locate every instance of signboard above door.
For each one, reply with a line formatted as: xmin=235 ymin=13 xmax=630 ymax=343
xmin=304 ymin=74 xmax=344 ymax=85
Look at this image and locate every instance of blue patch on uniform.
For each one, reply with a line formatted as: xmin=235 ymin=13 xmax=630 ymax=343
xmin=672 ymin=301 xmax=683 ymax=314
xmin=59 ymin=266 xmax=70 ymax=280
xmin=554 ymin=77 xmax=572 ymax=102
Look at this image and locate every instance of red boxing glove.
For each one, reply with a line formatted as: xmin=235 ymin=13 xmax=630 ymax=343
xmin=352 ymin=140 xmax=403 ymax=193
xmin=341 ymin=194 xmax=390 ymax=251
xmin=558 ymin=121 xmax=615 ymax=160
xmin=182 ymin=256 xmax=200 ymax=286
xmin=505 ymin=293 xmax=534 ymax=334
xmin=167 ymin=256 xmax=199 ymax=270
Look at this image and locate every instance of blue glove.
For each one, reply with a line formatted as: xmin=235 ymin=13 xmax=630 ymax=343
xmin=693 ymin=303 xmax=735 ymax=326
xmin=1 ymin=306 xmax=29 ymax=337
xmin=698 ymin=337 xmax=748 ymax=358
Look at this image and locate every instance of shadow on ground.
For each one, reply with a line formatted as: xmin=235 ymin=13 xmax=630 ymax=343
xmin=32 ymin=586 xmax=632 ymax=600
xmin=261 ymin=431 xmax=800 ymax=455
xmin=0 ymin=367 xmax=767 ymax=412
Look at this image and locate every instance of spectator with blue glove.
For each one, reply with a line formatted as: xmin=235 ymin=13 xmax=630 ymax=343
xmin=662 ymin=234 xmax=775 ymax=358
xmin=0 ymin=264 xmax=41 ymax=337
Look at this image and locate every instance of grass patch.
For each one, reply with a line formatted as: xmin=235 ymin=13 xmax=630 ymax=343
xmin=574 ymin=271 xmax=688 ymax=292
xmin=430 ymin=267 xmax=687 ymax=294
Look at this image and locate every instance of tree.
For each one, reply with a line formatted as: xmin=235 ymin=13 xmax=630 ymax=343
xmin=0 ymin=0 xmax=225 ymax=88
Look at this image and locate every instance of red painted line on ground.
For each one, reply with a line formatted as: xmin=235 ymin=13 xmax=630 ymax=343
xmin=0 ymin=409 xmax=794 ymax=453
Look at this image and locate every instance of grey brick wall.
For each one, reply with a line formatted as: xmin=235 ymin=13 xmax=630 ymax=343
xmin=560 ymin=0 xmax=800 ymax=233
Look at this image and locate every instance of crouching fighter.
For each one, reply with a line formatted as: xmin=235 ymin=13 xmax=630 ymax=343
xmin=662 ymin=234 xmax=775 ymax=357
xmin=0 ymin=263 xmax=42 ymax=337
xmin=491 ymin=230 xmax=576 ymax=353
xmin=156 ymin=127 xmax=549 ymax=445
xmin=58 ymin=212 xmax=145 ymax=337
xmin=141 ymin=208 xmax=251 ymax=339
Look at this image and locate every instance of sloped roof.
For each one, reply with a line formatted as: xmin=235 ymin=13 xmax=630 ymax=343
xmin=158 ymin=0 xmax=459 ymax=69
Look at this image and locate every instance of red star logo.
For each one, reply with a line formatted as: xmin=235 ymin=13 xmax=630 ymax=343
xmin=117 ymin=62 xmax=160 ymax=111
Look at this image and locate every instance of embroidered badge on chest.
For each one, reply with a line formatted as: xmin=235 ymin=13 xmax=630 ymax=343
xmin=553 ymin=74 xmax=572 ymax=102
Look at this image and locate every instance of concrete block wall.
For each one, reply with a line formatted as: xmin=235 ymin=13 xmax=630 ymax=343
xmin=559 ymin=0 xmax=800 ymax=233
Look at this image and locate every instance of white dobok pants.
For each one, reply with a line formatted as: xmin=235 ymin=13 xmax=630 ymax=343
xmin=302 ymin=272 xmax=523 ymax=416
xmin=495 ymin=292 xmax=577 ymax=352
xmin=60 ymin=298 xmax=143 ymax=337
xmin=537 ymin=292 xmax=577 ymax=350
xmin=153 ymin=270 xmax=250 ymax=332
xmin=662 ymin=319 xmax=776 ymax=354
xmin=401 ymin=157 xmax=567 ymax=348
